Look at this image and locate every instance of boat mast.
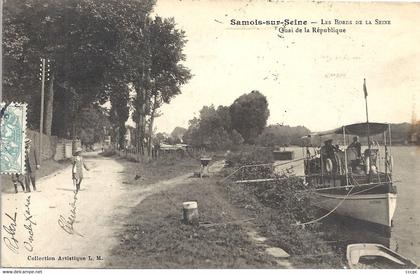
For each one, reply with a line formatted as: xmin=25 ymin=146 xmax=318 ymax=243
xmin=384 ymin=130 xmax=388 ymax=175
xmin=388 ymin=123 xmax=393 ymax=173
xmin=364 ymin=79 xmax=372 ymax=181
xmin=343 ymin=126 xmax=349 ymax=186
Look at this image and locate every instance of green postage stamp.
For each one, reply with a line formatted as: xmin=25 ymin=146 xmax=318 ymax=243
xmin=0 ymin=102 xmax=27 ymax=175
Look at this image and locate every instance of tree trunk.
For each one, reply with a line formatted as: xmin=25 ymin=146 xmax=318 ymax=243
xmin=70 ymin=87 xmax=77 ymax=140
xmin=43 ymin=74 xmax=54 ymax=135
xmin=139 ymin=90 xmax=145 ymax=155
xmin=147 ymin=115 xmax=154 ymax=157
xmin=147 ymin=94 xmax=159 ymax=156
xmin=136 ymin=78 xmax=146 ymax=156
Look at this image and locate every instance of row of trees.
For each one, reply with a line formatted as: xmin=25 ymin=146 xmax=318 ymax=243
xmin=256 ymin=124 xmax=310 ymax=147
xmin=183 ymin=90 xmax=269 ymax=150
xmin=181 ymin=90 xmax=311 ymax=150
xmin=3 ymin=0 xmax=191 ymax=153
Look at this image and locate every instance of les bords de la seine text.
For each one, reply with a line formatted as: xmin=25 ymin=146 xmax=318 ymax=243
xmin=230 ymin=18 xmax=391 ymax=35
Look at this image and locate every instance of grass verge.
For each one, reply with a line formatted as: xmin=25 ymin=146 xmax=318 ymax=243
xmin=224 ymin=180 xmax=345 ymax=268
xmin=106 ymin=176 xmax=279 ymax=268
xmin=106 ymin=148 xmax=345 ymax=268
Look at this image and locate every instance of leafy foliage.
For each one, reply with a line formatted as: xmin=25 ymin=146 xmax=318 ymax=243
xmin=183 ymin=105 xmax=244 ymax=150
xmin=256 ymin=124 xmax=310 ymax=147
xmin=183 ymin=91 xmax=271 ymax=150
xmin=224 ymin=148 xmax=343 ymax=267
xmin=170 ymin=127 xmax=187 ymax=143
xmin=230 ymin=90 xmax=270 ymax=144
xmin=226 ymin=146 xmax=274 ymax=180
xmin=110 ymin=82 xmax=130 ymax=148
xmin=76 ymin=106 xmax=111 ymax=146
xmin=3 ymin=0 xmax=190 ymax=148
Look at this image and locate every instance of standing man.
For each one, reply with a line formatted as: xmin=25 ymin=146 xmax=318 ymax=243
xmin=24 ymin=139 xmax=40 ymax=192
xmin=321 ymin=139 xmax=340 ymax=173
xmin=348 ymin=136 xmax=362 ymax=158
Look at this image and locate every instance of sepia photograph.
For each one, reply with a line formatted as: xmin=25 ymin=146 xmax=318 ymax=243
xmin=1 ymin=0 xmax=419 ymax=271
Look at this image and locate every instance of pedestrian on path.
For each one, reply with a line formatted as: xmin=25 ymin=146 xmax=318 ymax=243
xmin=12 ymin=173 xmax=25 ymax=193
xmin=24 ymin=138 xmax=39 ymax=192
xmin=72 ymin=147 xmax=89 ymax=193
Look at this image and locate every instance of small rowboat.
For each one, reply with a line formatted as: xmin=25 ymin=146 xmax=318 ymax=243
xmin=347 ymin=243 xmax=418 ymax=269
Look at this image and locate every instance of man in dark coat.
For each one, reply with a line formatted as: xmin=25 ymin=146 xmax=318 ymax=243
xmin=24 ymin=139 xmax=39 ymax=192
xmin=348 ymin=136 xmax=362 ymax=158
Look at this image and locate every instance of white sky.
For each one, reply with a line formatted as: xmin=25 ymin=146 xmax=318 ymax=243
xmin=151 ymin=0 xmax=420 ymax=134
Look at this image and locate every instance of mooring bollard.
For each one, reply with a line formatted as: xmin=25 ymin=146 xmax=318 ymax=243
xmin=200 ymin=157 xmax=212 ymax=178
xmin=182 ymin=201 xmax=199 ymax=224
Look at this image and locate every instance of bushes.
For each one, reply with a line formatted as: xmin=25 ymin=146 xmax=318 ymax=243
xmin=223 ymin=147 xmax=344 ymax=267
xmin=225 ymin=146 xmax=274 ymax=180
xmin=225 ymin=176 xmax=343 ymax=267
xmin=100 ymin=150 xmax=116 ymax=157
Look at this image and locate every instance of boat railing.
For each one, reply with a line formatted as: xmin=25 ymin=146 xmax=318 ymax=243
xmin=315 ymin=181 xmax=392 ymax=192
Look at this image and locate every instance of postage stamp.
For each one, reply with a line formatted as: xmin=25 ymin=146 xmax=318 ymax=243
xmin=0 ymin=102 xmax=27 ymax=175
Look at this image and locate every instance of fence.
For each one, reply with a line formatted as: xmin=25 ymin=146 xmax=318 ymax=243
xmin=54 ymin=140 xmax=74 ymax=161
xmin=27 ymin=129 xmax=58 ymax=160
xmin=115 ymin=145 xmax=192 ymax=162
xmin=27 ymin=129 xmax=81 ymax=161
xmin=117 ymin=148 xmax=142 ymax=162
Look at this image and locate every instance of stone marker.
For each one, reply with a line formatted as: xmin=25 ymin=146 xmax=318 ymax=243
xmin=182 ymin=201 xmax=199 ymax=224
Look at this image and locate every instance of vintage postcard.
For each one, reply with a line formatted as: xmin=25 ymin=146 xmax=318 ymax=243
xmin=1 ymin=0 xmax=419 ymax=271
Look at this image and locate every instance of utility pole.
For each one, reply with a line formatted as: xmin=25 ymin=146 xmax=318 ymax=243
xmin=0 ymin=0 xmax=3 ymax=103
xmin=38 ymin=58 xmax=50 ymax=165
xmin=363 ymin=78 xmax=372 ymax=180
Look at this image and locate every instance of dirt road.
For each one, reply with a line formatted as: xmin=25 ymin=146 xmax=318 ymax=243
xmin=1 ymin=152 xmax=217 ymax=268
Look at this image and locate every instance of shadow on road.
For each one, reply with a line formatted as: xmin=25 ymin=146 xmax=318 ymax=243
xmin=56 ymin=187 xmax=77 ymax=192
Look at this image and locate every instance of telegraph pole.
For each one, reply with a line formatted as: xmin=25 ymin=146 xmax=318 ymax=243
xmin=38 ymin=58 xmax=51 ymax=165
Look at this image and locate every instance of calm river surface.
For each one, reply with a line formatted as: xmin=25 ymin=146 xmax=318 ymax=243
xmin=388 ymin=146 xmax=420 ymax=264
xmin=275 ymin=146 xmax=420 ymax=264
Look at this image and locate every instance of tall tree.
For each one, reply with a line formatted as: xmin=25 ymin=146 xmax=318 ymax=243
xmin=76 ymin=105 xmax=111 ymax=147
xmin=132 ymin=16 xmax=192 ymax=156
xmin=109 ymin=83 xmax=130 ymax=149
xmin=183 ymin=105 xmax=244 ymax=150
xmin=230 ymin=90 xmax=270 ymax=144
xmin=171 ymin=127 xmax=187 ymax=142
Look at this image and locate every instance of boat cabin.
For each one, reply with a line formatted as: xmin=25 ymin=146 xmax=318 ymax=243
xmin=303 ymin=122 xmax=394 ymax=189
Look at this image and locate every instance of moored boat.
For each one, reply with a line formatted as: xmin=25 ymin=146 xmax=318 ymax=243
xmin=347 ymin=243 xmax=417 ymax=268
xmin=303 ymin=122 xmax=397 ymax=229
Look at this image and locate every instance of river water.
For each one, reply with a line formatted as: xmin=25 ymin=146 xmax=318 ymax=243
xmin=388 ymin=146 xmax=420 ymax=264
xmin=274 ymin=146 xmax=420 ymax=264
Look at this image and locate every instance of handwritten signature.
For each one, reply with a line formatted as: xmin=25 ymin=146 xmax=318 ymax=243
xmin=2 ymin=195 xmax=36 ymax=254
xmin=3 ymin=212 xmax=19 ymax=254
xmin=23 ymin=195 xmax=36 ymax=251
xmin=58 ymin=191 xmax=83 ymax=237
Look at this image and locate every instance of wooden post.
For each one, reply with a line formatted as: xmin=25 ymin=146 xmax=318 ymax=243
xmin=182 ymin=201 xmax=199 ymax=224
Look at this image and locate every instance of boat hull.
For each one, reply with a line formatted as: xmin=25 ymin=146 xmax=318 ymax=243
xmin=346 ymin=243 xmax=418 ymax=268
xmin=312 ymin=190 xmax=397 ymax=227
